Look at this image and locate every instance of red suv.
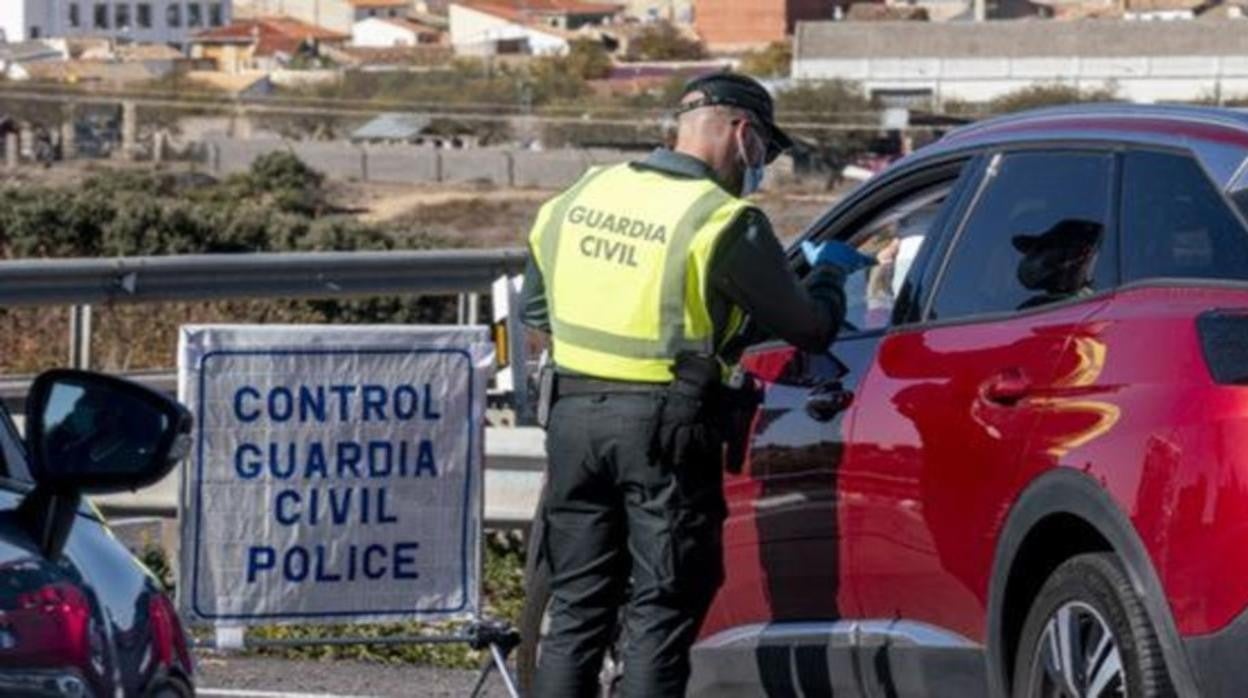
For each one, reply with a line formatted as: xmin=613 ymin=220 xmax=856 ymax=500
xmin=690 ymin=104 xmax=1248 ymax=698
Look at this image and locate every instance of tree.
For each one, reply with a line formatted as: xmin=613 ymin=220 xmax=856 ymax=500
xmin=774 ymin=79 xmax=873 ymax=117
xmin=739 ymin=41 xmax=792 ymax=79
xmin=563 ymin=39 xmax=612 ymax=81
xmin=947 ymin=83 xmax=1121 ymax=116
xmin=626 ymin=22 xmax=706 ymax=62
xmin=773 ymin=80 xmax=877 ymax=174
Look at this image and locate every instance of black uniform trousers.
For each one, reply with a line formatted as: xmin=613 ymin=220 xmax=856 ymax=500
xmin=533 ymin=388 xmax=726 ymax=698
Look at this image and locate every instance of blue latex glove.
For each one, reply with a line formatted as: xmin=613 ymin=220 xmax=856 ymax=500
xmin=800 ymin=240 xmax=877 ymax=274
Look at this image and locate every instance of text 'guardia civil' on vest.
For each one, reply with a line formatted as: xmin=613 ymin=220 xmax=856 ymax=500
xmin=568 ymin=205 xmax=669 ymax=268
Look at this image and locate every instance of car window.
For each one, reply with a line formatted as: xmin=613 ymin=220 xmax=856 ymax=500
xmin=929 ymin=151 xmax=1115 ymax=321
xmin=1122 ymin=150 xmax=1248 ymax=283
xmin=0 ymin=405 xmax=31 ymax=483
xmin=834 ymin=184 xmax=953 ymax=332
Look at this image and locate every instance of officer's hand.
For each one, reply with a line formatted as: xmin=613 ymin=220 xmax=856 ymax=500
xmin=800 ymin=240 xmax=877 ymax=275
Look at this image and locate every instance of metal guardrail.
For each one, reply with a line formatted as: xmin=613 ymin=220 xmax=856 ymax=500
xmin=0 ymin=371 xmax=172 ymax=412
xmin=0 ymin=249 xmax=529 ymax=306
xmin=0 ymin=248 xmax=543 ymax=525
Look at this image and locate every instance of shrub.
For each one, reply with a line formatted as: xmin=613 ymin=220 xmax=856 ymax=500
xmin=945 ymin=83 xmax=1121 ymax=117
xmin=774 ymin=80 xmax=878 ymax=173
xmin=0 ymin=154 xmax=460 ymax=373
xmin=625 ymin=22 xmax=706 ymax=62
xmin=740 ymin=41 xmax=792 ymax=79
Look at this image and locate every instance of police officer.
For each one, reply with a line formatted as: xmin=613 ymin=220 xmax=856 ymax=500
xmin=521 ymin=72 xmax=872 ymax=697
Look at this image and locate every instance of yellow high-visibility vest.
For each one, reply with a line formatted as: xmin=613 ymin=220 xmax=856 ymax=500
xmin=529 ymin=162 xmax=749 ymax=383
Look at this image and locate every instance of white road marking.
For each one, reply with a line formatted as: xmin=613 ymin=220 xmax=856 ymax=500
xmin=199 ymin=689 xmax=382 ymax=698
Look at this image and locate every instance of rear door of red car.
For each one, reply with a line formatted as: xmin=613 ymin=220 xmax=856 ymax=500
xmin=842 ymin=149 xmax=1121 ymax=685
xmin=694 ymin=155 xmax=980 ymax=696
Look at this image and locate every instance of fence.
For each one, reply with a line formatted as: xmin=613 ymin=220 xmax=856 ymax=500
xmin=203 ymin=138 xmax=635 ymax=189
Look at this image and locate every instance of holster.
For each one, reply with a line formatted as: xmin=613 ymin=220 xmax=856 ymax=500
xmin=536 ymin=364 xmax=557 ymax=430
xmin=654 ymin=353 xmax=764 ymax=475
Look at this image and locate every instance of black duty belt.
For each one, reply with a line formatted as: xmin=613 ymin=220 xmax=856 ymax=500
xmin=557 ymin=374 xmax=666 ymax=396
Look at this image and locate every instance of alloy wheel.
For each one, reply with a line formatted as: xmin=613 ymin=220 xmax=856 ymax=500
xmin=1029 ymin=601 xmax=1126 ymax=698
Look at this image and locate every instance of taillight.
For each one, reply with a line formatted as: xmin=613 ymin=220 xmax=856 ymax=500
xmin=1 ymin=582 xmax=93 ymax=667
xmin=1197 ymin=310 xmax=1248 ymax=384
xmin=148 ymin=593 xmax=192 ymax=674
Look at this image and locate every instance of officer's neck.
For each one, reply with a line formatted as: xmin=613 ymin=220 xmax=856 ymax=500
xmin=671 ymin=144 xmax=742 ymax=196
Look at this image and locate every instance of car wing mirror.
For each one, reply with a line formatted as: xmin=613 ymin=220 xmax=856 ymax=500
xmin=19 ymin=370 xmax=192 ymax=559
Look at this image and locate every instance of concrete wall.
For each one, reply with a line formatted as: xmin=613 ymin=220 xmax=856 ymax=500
xmin=362 ymin=144 xmax=442 ymax=183
xmin=203 ymin=137 xmax=637 ymax=188
xmin=269 ymin=69 xmax=341 ymax=89
xmin=509 ymin=150 xmax=585 ymax=188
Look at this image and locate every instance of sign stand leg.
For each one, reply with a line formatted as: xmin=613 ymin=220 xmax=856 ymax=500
xmin=468 ymin=619 xmax=522 ymax=698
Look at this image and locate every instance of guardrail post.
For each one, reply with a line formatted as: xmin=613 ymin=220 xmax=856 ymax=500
xmin=456 ymin=293 xmax=481 ymax=326
xmin=121 ymin=100 xmax=138 ymax=161
xmin=61 ymin=103 xmax=77 ymax=161
xmin=68 ymin=304 xmax=92 ymax=370
xmin=4 ymin=132 xmax=17 ymax=169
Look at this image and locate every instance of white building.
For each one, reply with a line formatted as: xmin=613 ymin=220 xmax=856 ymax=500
xmin=449 ymin=1 xmax=618 ymax=56
xmin=0 ymin=1 xmax=232 ymax=45
xmin=792 ymin=20 xmax=1248 ymax=105
xmin=352 ymin=16 xmax=442 ymax=46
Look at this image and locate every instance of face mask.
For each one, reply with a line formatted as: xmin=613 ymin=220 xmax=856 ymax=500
xmin=737 ymin=128 xmax=765 ymax=197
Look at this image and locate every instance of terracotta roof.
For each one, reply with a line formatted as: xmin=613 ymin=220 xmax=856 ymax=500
xmin=192 ymin=16 xmax=349 ymax=46
xmin=455 ymin=0 xmax=622 ymax=22
xmin=380 ymin=17 xmax=446 ymax=33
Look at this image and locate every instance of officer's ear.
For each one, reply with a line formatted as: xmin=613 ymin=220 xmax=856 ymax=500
xmin=660 ymin=112 xmax=678 ymax=149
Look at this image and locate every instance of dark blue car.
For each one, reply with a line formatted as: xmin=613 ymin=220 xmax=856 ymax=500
xmin=0 ymin=370 xmax=194 ymax=697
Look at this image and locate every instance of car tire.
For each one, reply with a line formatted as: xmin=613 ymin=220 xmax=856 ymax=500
xmin=147 ymin=676 xmax=193 ymax=698
xmin=516 ymin=510 xmax=550 ymax=695
xmin=1012 ymin=553 xmax=1176 ymax=698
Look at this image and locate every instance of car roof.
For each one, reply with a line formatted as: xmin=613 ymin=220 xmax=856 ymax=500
xmin=909 ymin=103 xmax=1248 ymax=191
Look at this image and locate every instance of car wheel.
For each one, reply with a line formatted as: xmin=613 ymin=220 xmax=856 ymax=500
xmin=517 ymin=510 xmax=624 ymax=698
xmin=147 ymin=676 xmax=193 ymax=698
xmin=1012 ymin=553 xmax=1176 ymax=698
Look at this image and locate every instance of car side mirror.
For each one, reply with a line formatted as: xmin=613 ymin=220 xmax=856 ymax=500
xmin=26 ymin=370 xmax=191 ymax=493
xmin=19 ymin=370 xmax=191 ymax=559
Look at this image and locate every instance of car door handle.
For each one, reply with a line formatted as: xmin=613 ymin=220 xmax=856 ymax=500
xmin=806 ymin=381 xmax=854 ymax=422
xmin=981 ymin=369 xmax=1032 ymax=406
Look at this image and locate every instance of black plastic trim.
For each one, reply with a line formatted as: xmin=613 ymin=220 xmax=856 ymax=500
xmin=1185 ymin=603 xmax=1248 ymax=697
xmin=985 ymin=469 xmax=1200 ymax=698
